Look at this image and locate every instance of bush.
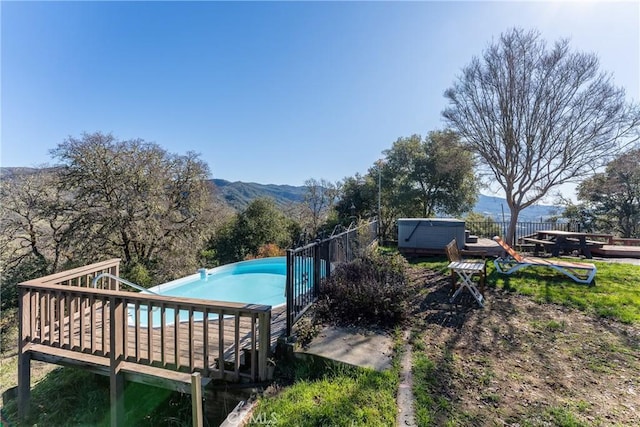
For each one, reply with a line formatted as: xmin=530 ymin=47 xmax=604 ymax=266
xmin=1 ymin=255 xmax=49 ymax=310
xmin=314 ymin=252 xmax=413 ymax=329
xmin=464 ymin=211 xmax=502 ymax=238
xmin=245 ymin=243 xmax=285 ymax=260
xmin=122 ymin=262 xmax=153 ymax=288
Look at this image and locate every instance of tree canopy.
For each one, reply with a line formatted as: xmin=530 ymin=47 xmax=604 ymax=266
xmin=443 ymin=27 xmax=640 ymax=243
xmin=209 ymin=198 xmax=300 ymax=264
xmin=50 ymin=132 xmax=216 ymax=280
xmin=0 ymin=132 xmax=221 ymax=307
xmin=383 ymin=131 xmax=477 ymax=218
xmin=577 ymin=149 xmax=640 ymax=238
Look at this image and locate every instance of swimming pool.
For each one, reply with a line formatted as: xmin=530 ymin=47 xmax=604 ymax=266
xmin=149 ymin=256 xmax=287 ymax=307
xmin=130 ymin=257 xmax=288 ymax=327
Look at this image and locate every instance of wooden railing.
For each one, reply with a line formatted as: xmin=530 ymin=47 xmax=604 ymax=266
xmin=21 ymin=258 xmax=123 ymax=289
xmin=18 ymin=259 xmax=272 ymax=424
xmin=609 ymin=237 xmax=640 ymax=246
xmin=19 ymin=283 xmax=272 ymax=378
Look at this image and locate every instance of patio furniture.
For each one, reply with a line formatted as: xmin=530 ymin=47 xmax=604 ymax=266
xmin=493 ymin=236 xmax=597 ymax=284
xmin=448 ymin=261 xmax=486 ymax=307
xmin=520 ymin=230 xmax=604 ymax=259
xmin=445 ymin=239 xmax=486 ymax=293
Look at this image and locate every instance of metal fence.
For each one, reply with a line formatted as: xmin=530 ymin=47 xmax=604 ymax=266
xmin=285 ymin=220 xmax=377 ymax=336
xmin=465 ymin=221 xmax=582 ymax=245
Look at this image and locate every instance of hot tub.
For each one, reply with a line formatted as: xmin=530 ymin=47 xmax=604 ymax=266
xmin=398 ymin=218 xmax=465 ymax=254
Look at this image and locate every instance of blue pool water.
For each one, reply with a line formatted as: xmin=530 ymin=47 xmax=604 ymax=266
xmin=150 ymin=257 xmax=287 ymax=307
xmin=131 ymin=257 xmax=287 ymax=327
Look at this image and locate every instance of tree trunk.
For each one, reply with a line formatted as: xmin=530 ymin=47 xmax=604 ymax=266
xmin=506 ymin=208 xmax=520 ymax=246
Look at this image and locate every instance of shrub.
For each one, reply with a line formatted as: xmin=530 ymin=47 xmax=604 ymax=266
xmin=122 ymin=262 xmax=153 ymax=287
xmin=245 ymin=243 xmax=285 ymax=260
xmin=314 ymin=252 xmax=412 ymax=329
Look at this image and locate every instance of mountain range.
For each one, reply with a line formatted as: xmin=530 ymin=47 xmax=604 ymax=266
xmin=0 ymin=168 xmax=562 ymax=222
xmin=211 ymin=178 xmax=562 ymax=221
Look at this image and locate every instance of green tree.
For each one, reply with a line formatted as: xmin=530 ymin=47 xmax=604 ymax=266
xmin=383 ymin=131 xmax=477 ymax=217
xmin=330 ymin=131 xmax=476 ymax=242
xmin=560 ymin=201 xmax=597 ymax=234
xmin=463 ymin=212 xmax=502 ymax=239
xmin=211 ymin=198 xmax=299 ymax=263
xmin=577 ymin=149 xmax=640 ymax=237
xmin=333 ymin=174 xmax=377 ymax=226
xmin=443 ymin=28 xmax=640 ymax=244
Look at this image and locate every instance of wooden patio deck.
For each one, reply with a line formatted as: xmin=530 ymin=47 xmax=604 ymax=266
xmin=18 ymin=259 xmax=288 ymax=426
xmin=591 ymin=245 xmax=640 ymax=258
xmin=25 ymin=303 xmax=287 ymax=382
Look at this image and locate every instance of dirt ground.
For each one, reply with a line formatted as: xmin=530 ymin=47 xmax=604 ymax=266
xmin=408 ymin=266 xmax=640 ymax=426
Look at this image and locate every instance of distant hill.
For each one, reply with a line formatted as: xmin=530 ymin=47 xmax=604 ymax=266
xmin=210 ymin=179 xmax=306 ymax=211
xmin=1 ymin=167 xmax=561 ymax=220
xmin=474 ymin=194 xmax=562 ymax=222
xmin=0 ymin=167 xmax=44 ymax=179
xmin=211 ymin=179 xmax=562 ymax=220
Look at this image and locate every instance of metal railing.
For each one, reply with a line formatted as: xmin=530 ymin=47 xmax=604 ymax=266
xmin=91 ymin=272 xmax=160 ymax=295
xmin=464 ymin=221 xmax=582 ymax=245
xmin=285 ymin=220 xmax=377 ymax=336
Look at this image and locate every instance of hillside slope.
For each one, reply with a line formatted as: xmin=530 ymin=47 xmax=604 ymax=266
xmin=1 ymin=167 xmax=560 ymax=219
xmin=210 ymin=179 xmax=306 ymax=211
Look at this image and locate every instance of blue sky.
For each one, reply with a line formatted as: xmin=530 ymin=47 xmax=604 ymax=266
xmin=2 ymin=1 xmax=639 ymax=194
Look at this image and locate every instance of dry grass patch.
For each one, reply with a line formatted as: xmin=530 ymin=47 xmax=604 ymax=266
xmin=408 ymin=263 xmax=639 ymax=426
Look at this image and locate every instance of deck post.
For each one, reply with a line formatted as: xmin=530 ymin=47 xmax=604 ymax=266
xmin=313 ymin=243 xmax=321 ymax=298
xmin=17 ymin=352 xmax=31 ymax=419
xmin=18 ymin=287 xmax=31 ymax=419
xmin=285 ymin=249 xmax=293 ymax=336
xmin=258 ymin=310 xmax=271 ymax=381
xmin=191 ymin=372 xmax=203 ymax=427
xmin=109 ymin=296 xmax=125 ymax=427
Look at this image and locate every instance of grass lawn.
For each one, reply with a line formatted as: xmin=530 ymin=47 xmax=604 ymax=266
xmin=249 ymin=359 xmax=400 ymax=427
xmin=414 ymin=256 xmax=640 ymax=324
xmin=409 ymin=255 xmax=640 ymax=427
xmin=2 ymin=254 xmax=638 ymax=426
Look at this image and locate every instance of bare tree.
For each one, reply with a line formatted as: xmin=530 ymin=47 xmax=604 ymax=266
xmin=303 ymin=178 xmax=338 ymax=236
xmin=0 ymin=169 xmax=75 ymax=274
xmin=443 ymin=28 xmax=640 ymax=243
xmin=0 ymin=169 xmax=79 ymax=309
xmin=51 ymin=132 xmax=216 ymax=281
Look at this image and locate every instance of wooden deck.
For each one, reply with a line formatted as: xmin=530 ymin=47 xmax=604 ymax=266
xmin=591 ymin=245 xmax=640 ymax=258
xmin=17 ymin=259 xmax=289 ymax=425
xmin=25 ymin=303 xmax=287 ymax=382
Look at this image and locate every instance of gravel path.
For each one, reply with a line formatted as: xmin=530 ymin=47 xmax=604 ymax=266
xmin=396 ymin=330 xmax=416 ymax=426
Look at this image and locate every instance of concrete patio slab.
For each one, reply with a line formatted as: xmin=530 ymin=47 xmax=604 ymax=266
xmin=295 ymin=326 xmax=394 ymax=371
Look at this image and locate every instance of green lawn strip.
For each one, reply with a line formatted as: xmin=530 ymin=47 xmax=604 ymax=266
xmin=409 ymin=255 xmax=640 ymax=324
xmin=410 ymin=256 xmax=450 ymax=273
xmin=411 ymin=350 xmax=479 ymax=427
xmin=514 ymin=404 xmax=590 ymax=427
xmin=490 ymin=260 xmax=640 ymax=324
xmin=1 ymin=367 xmax=193 ymax=426
xmin=249 ymin=361 xmax=398 ymax=427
